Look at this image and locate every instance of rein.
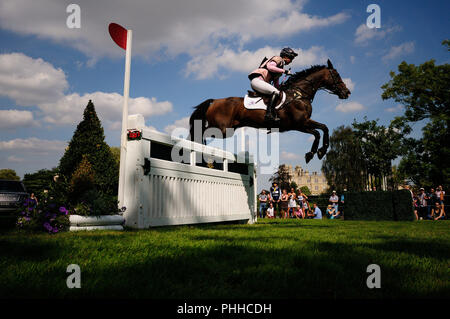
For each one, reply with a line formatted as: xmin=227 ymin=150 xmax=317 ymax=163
xmin=284 ymin=68 xmax=342 ymax=102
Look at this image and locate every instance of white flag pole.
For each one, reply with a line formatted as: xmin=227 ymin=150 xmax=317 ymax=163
xmin=118 ymin=29 xmax=132 ymax=208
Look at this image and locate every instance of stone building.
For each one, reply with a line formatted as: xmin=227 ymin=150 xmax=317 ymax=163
xmin=289 ymin=165 xmax=329 ymax=195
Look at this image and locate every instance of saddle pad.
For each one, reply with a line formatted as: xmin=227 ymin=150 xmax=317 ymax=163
xmin=243 ymin=92 xmax=286 ymax=110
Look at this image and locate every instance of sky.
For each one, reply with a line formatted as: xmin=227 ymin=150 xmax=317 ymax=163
xmin=0 ymin=0 xmax=448 ymax=192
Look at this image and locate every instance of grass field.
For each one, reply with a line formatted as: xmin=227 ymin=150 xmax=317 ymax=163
xmin=0 ymin=219 xmax=448 ymax=299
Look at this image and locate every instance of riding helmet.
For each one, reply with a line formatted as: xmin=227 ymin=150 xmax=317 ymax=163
xmin=280 ymin=47 xmax=298 ymax=59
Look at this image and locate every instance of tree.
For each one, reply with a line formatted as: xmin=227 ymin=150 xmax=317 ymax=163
xmin=110 ymin=146 xmax=120 ymax=166
xmin=59 ymin=100 xmax=119 ymax=199
xmin=382 ymin=40 xmax=450 ymax=189
xmin=322 ymin=126 xmax=366 ymax=193
xmin=381 ymin=58 xmax=450 ymax=123
xmin=397 ymin=117 xmax=450 ymax=189
xmin=300 ymin=186 xmax=311 ymax=196
xmin=0 ymin=169 xmax=20 ymax=181
xmin=352 ymin=117 xmax=411 ymax=190
xmin=23 ymin=168 xmax=58 ymax=194
xmin=269 ymin=164 xmax=293 ymax=191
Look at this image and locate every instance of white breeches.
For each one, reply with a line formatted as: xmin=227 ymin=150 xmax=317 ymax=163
xmin=250 ymin=77 xmax=279 ymax=95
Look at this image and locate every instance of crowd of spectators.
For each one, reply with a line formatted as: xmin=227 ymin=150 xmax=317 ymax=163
xmin=259 ymin=183 xmax=447 ymax=221
xmin=408 ymin=185 xmax=446 ymax=221
xmin=258 ymin=182 xmax=344 ymax=220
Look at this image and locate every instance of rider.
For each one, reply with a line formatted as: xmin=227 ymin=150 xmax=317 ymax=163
xmin=248 ymin=47 xmax=298 ymax=125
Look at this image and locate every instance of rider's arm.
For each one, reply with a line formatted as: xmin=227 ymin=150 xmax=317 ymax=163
xmin=266 ymin=61 xmax=285 ymax=74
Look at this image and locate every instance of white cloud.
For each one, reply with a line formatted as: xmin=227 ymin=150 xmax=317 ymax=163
xmin=281 ymin=151 xmax=301 ymax=161
xmin=164 ymin=117 xmax=190 ymax=135
xmin=38 ymin=92 xmax=173 ymax=125
xmin=0 ymin=53 xmax=68 ymax=106
xmin=0 ymin=53 xmax=173 ymax=126
xmin=385 ymin=104 xmax=404 ymax=113
xmin=186 ymin=46 xmax=328 ymax=79
xmin=7 ymin=156 xmax=25 ymax=163
xmin=382 ymin=42 xmax=415 ymax=62
xmin=0 ymin=0 xmax=349 ymax=60
xmin=0 ymin=137 xmax=68 ymax=174
xmin=336 ymin=101 xmax=365 ymax=113
xmin=0 ymin=110 xmax=35 ymax=129
xmin=354 ymin=24 xmax=402 ymax=46
xmin=0 ymin=137 xmax=67 ymax=152
xmin=342 ymin=78 xmax=355 ymax=92
xmin=350 ymin=56 xmax=356 ymax=64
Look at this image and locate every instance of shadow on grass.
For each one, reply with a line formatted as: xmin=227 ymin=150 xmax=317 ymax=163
xmin=1 ymin=229 xmax=449 ymax=299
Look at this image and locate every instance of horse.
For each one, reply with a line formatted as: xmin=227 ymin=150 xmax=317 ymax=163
xmin=189 ymin=59 xmax=351 ymax=163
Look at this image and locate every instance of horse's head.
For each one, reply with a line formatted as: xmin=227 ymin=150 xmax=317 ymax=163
xmin=324 ymin=59 xmax=351 ymax=99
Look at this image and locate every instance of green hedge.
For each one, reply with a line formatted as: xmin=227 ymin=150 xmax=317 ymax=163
xmin=345 ymin=190 xmax=414 ymax=221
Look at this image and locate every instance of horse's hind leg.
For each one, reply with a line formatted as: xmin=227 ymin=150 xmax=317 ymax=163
xmin=298 ymin=127 xmax=321 ymax=163
xmin=307 ymin=119 xmax=329 ymax=159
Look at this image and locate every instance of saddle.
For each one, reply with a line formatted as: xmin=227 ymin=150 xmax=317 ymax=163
xmin=247 ymin=90 xmax=283 ymax=107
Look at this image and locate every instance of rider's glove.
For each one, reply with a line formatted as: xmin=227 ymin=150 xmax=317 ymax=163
xmin=284 ymin=69 xmax=292 ymax=75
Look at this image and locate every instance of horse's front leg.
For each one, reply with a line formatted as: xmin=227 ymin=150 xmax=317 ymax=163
xmin=298 ymin=127 xmax=321 ymax=163
xmin=307 ymin=119 xmax=329 ymax=159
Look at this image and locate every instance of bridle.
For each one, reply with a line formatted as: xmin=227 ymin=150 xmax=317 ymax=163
xmin=322 ymin=68 xmax=344 ymax=97
xmin=283 ymin=67 xmax=345 ymax=103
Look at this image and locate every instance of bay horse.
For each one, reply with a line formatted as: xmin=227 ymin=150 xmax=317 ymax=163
xmin=189 ymin=59 xmax=351 ymax=163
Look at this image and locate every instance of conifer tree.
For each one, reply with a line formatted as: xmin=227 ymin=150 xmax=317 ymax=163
xmin=59 ymin=100 xmax=118 ymax=199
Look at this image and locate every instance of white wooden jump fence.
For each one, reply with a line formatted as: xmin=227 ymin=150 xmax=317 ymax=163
xmin=122 ymin=114 xmax=257 ymax=228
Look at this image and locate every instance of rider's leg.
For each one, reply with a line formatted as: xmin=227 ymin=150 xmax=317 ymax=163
xmin=250 ymin=78 xmax=279 ymax=95
xmin=250 ymin=78 xmax=280 ymax=124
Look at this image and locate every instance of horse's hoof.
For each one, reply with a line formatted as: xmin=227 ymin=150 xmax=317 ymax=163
xmin=317 ymin=148 xmax=327 ymax=160
xmin=305 ymin=152 xmax=314 ymax=163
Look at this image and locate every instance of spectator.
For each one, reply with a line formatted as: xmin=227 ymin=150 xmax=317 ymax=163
xmin=270 ymin=182 xmax=281 ymax=217
xmin=307 ymin=203 xmax=322 ymax=219
xmin=294 ymin=206 xmax=304 ymax=219
xmin=418 ymin=188 xmax=429 ymax=220
xmin=280 ymin=189 xmax=289 ymax=219
xmin=288 ymin=188 xmax=297 ymax=218
xmin=326 ymin=204 xmax=341 ymax=219
xmin=302 ymin=197 xmax=310 ymax=218
xmin=432 ymin=202 xmax=446 ymax=220
xmin=329 ymin=190 xmax=339 ymax=213
xmin=340 ymin=190 xmax=345 ymax=217
xmin=266 ymin=202 xmax=275 ymax=219
xmin=427 ymin=188 xmax=437 ymax=217
xmin=258 ymin=190 xmax=268 ymax=219
xmin=29 ymin=193 xmax=38 ymax=208
xmin=412 ymin=194 xmax=419 ymax=220
xmin=326 ymin=205 xmax=335 ymax=219
xmin=436 ymin=185 xmax=445 ymax=206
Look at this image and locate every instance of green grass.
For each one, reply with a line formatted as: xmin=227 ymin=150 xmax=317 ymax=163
xmin=0 ymin=219 xmax=449 ymax=299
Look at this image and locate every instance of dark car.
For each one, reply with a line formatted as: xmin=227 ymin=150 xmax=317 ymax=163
xmin=0 ymin=180 xmax=29 ymax=217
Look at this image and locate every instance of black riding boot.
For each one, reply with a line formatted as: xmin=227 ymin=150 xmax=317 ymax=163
xmin=264 ymin=92 xmax=280 ymax=127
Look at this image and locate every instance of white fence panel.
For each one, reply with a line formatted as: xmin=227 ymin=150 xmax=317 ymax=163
xmin=123 ymin=114 xmax=257 ymax=228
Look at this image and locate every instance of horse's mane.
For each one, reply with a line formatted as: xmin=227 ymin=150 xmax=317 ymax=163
xmin=282 ymin=64 xmax=327 ymax=89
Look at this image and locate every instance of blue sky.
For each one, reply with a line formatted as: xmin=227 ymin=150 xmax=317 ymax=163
xmin=0 ymin=0 xmax=448 ymax=191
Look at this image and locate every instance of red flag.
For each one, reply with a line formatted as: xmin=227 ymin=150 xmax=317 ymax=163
xmin=109 ymin=23 xmax=128 ymax=50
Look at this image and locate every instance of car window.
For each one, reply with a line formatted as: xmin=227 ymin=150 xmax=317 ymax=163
xmin=0 ymin=181 xmax=26 ymax=192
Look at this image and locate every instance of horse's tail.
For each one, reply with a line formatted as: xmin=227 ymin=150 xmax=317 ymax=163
xmin=189 ymin=99 xmax=214 ymax=143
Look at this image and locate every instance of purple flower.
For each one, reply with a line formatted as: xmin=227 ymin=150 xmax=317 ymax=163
xmin=59 ymin=207 xmax=68 ymax=214
xmin=43 ymin=222 xmax=52 ymax=231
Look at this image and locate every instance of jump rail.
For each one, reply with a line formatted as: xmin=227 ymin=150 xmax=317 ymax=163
xmin=122 ymin=114 xmax=257 ymax=228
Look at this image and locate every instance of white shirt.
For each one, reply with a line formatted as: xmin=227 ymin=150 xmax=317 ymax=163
xmin=329 ymin=195 xmax=339 ymax=203
xmin=266 ymin=207 xmax=274 ymax=217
